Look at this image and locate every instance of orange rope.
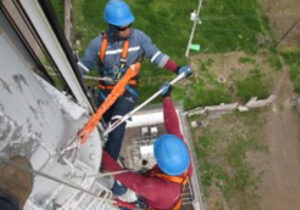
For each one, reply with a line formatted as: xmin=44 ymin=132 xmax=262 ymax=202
xmin=78 ymin=62 xmax=141 ymax=144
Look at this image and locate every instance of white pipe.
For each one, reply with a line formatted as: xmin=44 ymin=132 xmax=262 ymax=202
xmin=103 ymin=73 xmax=186 ymax=136
xmin=185 ymin=0 xmax=204 ymax=57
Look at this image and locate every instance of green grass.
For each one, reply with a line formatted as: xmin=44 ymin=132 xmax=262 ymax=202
xmin=224 ymin=137 xmax=260 ymax=208
xmin=71 ymin=0 xmax=106 ymax=55
xmin=50 ymin=0 xmax=65 ymax=29
xmin=73 ymin=0 xmax=271 ymax=58
xmin=282 ymin=51 xmax=300 ymax=93
xmin=235 ymin=67 xmax=270 ymax=101
xmin=70 ymin=0 xmax=273 ymax=108
xmin=72 ymin=0 xmax=194 ymax=66
xmin=267 ymin=54 xmax=283 ymax=71
xmin=173 ymin=78 xmax=234 ymax=110
xmin=174 ymin=55 xmax=272 ymax=109
xmin=239 ymin=56 xmax=256 ymax=64
xmin=289 ymin=64 xmax=300 ymax=93
xmin=136 ymin=83 xmax=163 ymax=104
xmin=193 ymin=0 xmax=272 ymax=54
xmin=192 ymin=111 xmax=267 ymax=209
xmin=190 ymin=81 xmax=232 ymax=108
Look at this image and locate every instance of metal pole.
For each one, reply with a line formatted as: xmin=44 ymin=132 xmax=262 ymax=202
xmin=185 ymin=0 xmax=204 ymax=57
xmin=103 ymin=73 xmax=186 ymax=136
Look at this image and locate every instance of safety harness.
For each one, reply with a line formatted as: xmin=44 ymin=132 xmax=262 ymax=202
xmin=149 ymin=170 xmax=190 ymax=210
xmin=99 ymin=33 xmax=138 ymax=90
xmin=77 ymin=33 xmax=143 ymax=145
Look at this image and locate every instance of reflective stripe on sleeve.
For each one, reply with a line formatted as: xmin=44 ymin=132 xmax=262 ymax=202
xmin=158 ymin=55 xmax=170 ymax=68
xmin=150 ymin=51 xmax=161 ymax=63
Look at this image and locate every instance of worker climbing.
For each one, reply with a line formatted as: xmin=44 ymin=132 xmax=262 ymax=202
xmin=101 ymin=83 xmax=193 ymax=210
xmin=77 ymin=0 xmax=192 ymax=195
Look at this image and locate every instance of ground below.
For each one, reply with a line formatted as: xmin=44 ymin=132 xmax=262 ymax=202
xmin=190 ymin=49 xmax=300 ymax=209
xmin=261 ymin=0 xmax=300 ymax=48
xmin=256 ymin=0 xmax=300 ymax=209
xmin=255 ymin=68 xmax=300 ymax=210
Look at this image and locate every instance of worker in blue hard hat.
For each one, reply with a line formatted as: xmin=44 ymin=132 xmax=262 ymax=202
xmin=78 ymin=0 xmax=191 ymax=160
xmin=101 ymin=83 xmax=193 ymax=210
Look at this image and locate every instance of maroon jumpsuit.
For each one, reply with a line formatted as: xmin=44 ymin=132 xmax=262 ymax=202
xmin=102 ymin=97 xmax=193 ymax=209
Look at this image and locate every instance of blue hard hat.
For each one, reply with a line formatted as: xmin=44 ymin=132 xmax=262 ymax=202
xmin=154 ymin=134 xmax=190 ymax=176
xmin=104 ymin=0 xmax=135 ymax=27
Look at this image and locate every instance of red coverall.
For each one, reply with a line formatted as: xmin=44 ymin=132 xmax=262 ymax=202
xmin=101 ymin=96 xmax=193 ymax=209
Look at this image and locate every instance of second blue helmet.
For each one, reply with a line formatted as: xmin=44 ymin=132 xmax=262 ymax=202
xmin=154 ymin=134 xmax=190 ymax=176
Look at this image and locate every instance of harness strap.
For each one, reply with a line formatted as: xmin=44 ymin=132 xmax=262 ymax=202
xmin=99 ymin=33 xmax=137 ymax=87
xmin=99 ymin=33 xmax=108 ymax=62
xmin=99 ymin=33 xmax=129 ymax=66
xmin=153 ymin=173 xmax=189 ymax=186
xmin=148 ymin=170 xmax=190 ymax=210
xmin=120 ymin=39 xmax=130 ymax=67
xmin=171 ymin=198 xmax=183 ymax=210
xmin=99 ymin=84 xmax=115 ymax=90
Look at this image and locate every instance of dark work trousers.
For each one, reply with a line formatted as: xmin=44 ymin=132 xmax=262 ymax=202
xmin=98 ymin=88 xmax=137 ymax=160
xmin=0 ymin=191 xmax=20 ymax=210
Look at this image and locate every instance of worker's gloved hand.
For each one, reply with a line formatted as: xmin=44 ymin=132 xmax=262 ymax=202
xmin=161 ymin=82 xmax=172 ymax=98
xmin=177 ymin=66 xmax=192 ymax=78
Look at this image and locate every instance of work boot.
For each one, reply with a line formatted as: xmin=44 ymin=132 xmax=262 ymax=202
xmin=0 ymin=156 xmax=33 ymax=209
xmin=112 ymin=180 xmax=128 ymax=196
xmin=117 ymin=187 xmax=137 ymax=203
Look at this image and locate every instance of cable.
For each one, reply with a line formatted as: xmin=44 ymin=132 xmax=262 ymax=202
xmin=69 ymin=169 xmax=136 ymax=180
xmin=276 ymin=17 xmax=300 ymax=47
xmin=48 ymin=71 xmax=113 ymax=82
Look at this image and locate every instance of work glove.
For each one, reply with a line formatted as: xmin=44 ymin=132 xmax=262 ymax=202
xmin=161 ymin=82 xmax=172 ymax=98
xmin=177 ymin=66 xmax=192 ymax=78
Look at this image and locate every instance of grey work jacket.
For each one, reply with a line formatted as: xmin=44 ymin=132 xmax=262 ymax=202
xmin=78 ymin=28 xmax=169 ymax=85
